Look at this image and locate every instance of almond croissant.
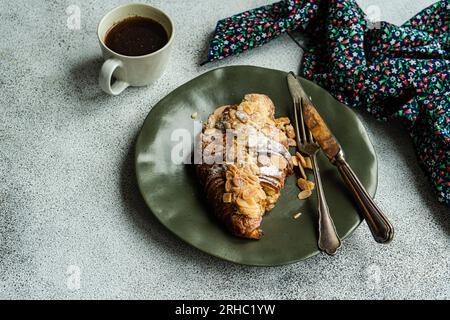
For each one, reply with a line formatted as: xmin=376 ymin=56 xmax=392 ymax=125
xmin=196 ymin=94 xmax=294 ymax=239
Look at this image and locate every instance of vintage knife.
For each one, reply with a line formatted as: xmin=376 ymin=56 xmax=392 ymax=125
xmin=287 ymin=72 xmax=394 ymax=244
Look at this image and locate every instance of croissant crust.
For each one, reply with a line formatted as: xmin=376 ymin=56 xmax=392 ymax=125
xmin=196 ymin=94 xmax=294 ymax=239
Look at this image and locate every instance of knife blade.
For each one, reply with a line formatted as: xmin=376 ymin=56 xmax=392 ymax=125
xmin=287 ymin=72 xmax=394 ymax=244
xmin=287 ymin=73 xmax=340 ymax=160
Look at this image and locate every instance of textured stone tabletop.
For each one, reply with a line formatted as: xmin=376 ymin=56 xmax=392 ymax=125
xmin=1 ymin=0 xmax=449 ymax=299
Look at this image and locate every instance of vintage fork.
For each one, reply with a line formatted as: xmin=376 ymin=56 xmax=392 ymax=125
xmin=293 ymin=95 xmax=342 ymax=255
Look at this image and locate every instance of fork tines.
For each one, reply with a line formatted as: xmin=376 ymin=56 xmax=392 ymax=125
xmin=293 ymin=98 xmax=315 ymax=149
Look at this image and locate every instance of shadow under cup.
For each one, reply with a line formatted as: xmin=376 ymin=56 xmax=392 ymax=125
xmin=97 ymin=4 xmax=174 ymax=95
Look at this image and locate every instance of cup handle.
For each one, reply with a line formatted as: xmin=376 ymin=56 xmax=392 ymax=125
xmin=99 ymin=58 xmax=129 ymax=95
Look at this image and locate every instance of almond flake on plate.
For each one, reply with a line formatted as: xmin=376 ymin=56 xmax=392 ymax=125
xmin=292 ymin=155 xmax=299 ymax=167
xmin=298 ymin=190 xmax=312 ymax=200
xmin=297 ymin=178 xmax=315 ymax=191
xmin=293 ymin=212 xmax=302 ymax=219
xmin=296 ymin=152 xmax=308 ymax=169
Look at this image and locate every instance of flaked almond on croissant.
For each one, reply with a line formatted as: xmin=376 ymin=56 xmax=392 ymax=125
xmin=196 ymin=94 xmax=295 ymax=239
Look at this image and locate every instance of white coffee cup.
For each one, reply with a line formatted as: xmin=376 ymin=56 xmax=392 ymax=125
xmin=97 ymin=3 xmax=174 ymax=95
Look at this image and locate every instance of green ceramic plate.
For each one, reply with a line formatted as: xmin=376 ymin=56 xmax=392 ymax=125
xmin=135 ymin=66 xmax=377 ymax=266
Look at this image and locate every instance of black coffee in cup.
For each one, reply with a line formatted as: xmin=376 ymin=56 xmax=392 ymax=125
xmin=105 ymin=16 xmax=168 ymax=56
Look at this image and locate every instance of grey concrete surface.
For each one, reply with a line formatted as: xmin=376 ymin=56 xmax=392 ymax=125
xmin=0 ymin=0 xmax=449 ymax=300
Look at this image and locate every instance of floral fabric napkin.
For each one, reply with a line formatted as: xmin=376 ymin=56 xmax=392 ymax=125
xmin=205 ymin=0 xmax=450 ymax=205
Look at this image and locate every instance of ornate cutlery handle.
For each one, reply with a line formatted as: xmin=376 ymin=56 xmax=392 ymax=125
xmin=334 ymin=152 xmax=394 ymax=243
xmin=311 ymin=155 xmax=341 ymax=255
